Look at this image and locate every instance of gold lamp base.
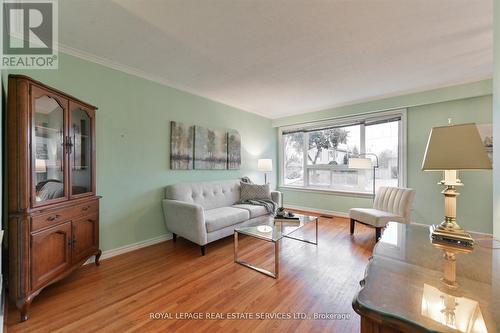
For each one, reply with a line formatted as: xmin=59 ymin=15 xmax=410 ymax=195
xmin=430 ymin=223 xmax=474 ymax=248
xmin=431 ymin=235 xmax=473 ymax=289
xmin=430 ymin=174 xmax=474 ymax=248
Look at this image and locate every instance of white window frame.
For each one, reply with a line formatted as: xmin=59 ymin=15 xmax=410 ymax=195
xmin=278 ymin=109 xmax=407 ymax=198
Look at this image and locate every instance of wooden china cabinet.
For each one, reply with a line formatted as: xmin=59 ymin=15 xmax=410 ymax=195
xmin=7 ymin=75 xmax=101 ymax=322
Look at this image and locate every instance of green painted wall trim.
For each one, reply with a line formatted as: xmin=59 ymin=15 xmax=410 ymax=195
xmin=272 ymin=79 xmax=492 ymax=128
xmin=2 ymin=52 xmax=277 ymax=251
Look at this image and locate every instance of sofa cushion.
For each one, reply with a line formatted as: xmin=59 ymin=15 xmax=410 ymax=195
xmin=205 ymin=207 xmax=250 ymax=233
xmin=165 ymin=180 xmax=241 ymax=210
xmin=240 ymin=182 xmax=271 ymax=200
xmin=232 ymin=204 xmax=268 ymax=219
xmin=349 ymin=208 xmax=405 ymax=228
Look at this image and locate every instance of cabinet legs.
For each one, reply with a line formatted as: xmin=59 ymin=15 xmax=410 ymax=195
xmin=20 ymin=309 xmax=29 ymax=322
xmin=19 ymin=299 xmax=33 ymax=322
xmin=15 ymin=248 xmax=102 ymax=323
xmin=95 ymin=249 xmax=102 ymax=266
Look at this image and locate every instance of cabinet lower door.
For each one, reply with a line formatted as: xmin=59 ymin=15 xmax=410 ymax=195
xmin=31 ymin=222 xmax=72 ymax=290
xmin=72 ymin=214 xmax=98 ymax=263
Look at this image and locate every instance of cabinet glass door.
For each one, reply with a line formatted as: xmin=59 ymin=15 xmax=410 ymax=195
xmin=70 ymin=106 xmax=93 ymax=196
xmin=33 ymin=95 xmax=66 ymax=204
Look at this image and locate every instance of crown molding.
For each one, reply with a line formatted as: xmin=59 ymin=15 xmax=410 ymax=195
xmin=272 ymin=76 xmax=492 ymax=120
xmin=57 ymin=43 xmax=492 ymax=122
xmin=57 ymin=43 xmax=272 ymax=119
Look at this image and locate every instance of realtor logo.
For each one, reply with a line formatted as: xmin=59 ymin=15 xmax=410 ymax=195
xmin=1 ymin=0 xmax=58 ymax=68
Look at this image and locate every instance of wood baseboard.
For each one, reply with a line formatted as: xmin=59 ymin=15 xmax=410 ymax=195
xmin=85 ymin=233 xmax=173 ymax=264
xmin=284 ymin=205 xmax=349 ymax=219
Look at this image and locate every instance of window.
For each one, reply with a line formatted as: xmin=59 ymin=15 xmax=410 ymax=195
xmin=280 ymin=110 xmax=406 ymax=196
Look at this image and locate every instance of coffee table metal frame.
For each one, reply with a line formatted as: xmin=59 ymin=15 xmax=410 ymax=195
xmin=233 ymin=216 xmax=318 ymax=279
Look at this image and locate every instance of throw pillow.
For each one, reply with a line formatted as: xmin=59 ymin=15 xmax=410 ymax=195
xmin=240 ymin=182 xmax=271 ymax=200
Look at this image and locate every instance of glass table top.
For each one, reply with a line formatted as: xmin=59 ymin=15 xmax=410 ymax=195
xmin=234 ymin=214 xmax=317 ymax=242
xmin=354 ymin=222 xmax=500 ymax=333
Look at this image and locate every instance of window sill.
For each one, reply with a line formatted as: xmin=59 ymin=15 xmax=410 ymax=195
xmin=278 ymin=185 xmax=374 ymax=199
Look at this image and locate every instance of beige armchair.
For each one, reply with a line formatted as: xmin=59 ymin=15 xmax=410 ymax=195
xmin=349 ymin=186 xmax=416 ymax=241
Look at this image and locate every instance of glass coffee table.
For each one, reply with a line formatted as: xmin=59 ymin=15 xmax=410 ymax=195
xmin=234 ymin=214 xmax=318 ymax=279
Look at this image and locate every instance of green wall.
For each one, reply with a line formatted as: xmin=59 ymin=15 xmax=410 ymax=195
xmin=493 ymin=0 xmax=500 ymax=239
xmin=275 ymin=85 xmax=493 ymax=234
xmin=408 ymin=96 xmax=492 ymax=231
xmin=2 ymin=53 xmax=277 ymax=251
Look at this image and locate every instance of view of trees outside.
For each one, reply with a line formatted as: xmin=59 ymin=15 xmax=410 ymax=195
xmin=283 ymin=132 xmax=304 ymax=185
xmin=283 ymin=120 xmax=399 ymax=193
xmin=307 ymin=128 xmax=348 ymax=164
xmin=307 ymin=125 xmax=360 ymax=166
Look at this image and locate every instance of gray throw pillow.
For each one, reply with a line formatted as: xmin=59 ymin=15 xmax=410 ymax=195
xmin=240 ymin=182 xmax=271 ymax=200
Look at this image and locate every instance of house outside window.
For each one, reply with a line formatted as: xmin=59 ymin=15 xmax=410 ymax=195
xmin=279 ymin=109 xmax=406 ymax=197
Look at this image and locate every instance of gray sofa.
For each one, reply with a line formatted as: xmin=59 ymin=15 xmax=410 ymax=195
xmin=162 ymin=179 xmax=282 ymax=255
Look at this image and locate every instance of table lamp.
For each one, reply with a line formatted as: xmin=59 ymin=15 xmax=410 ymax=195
xmin=257 ymin=159 xmax=273 ymax=184
xmin=421 ymin=123 xmax=492 ymax=247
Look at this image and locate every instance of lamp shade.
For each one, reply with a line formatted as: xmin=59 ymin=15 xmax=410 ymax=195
xmin=422 ymin=123 xmax=492 ymax=170
xmin=257 ymin=159 xmax=273 ymax=172
xmin=348 ymin=157 xmax=373 ymax=169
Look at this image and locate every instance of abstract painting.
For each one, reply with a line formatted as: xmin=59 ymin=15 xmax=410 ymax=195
xmin=227 ymin=130 xmax=241 ymax=169
xmin=194 ymin=126 xmax=228 ymax=170
xmin=170 ymin=121 xmax=241 ymax=170
xmin=170 ymin=121 xmax=194 ymax=169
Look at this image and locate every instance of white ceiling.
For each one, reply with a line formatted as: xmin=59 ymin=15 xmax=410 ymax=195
xmin=59 ymin=0 xmax=492 ymax=119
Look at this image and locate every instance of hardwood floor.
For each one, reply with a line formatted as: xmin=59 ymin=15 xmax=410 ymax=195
xmin=6 ymin=217 xmax=375 ymax=333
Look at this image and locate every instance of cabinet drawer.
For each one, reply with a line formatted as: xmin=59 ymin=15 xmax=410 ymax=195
xmin=32 ymin=210 xmax=72 ymax=232
xmin=68 ymin=201 xmax=98 ymax=217
xmin=31 ymin=201 xmax=99 ymax=232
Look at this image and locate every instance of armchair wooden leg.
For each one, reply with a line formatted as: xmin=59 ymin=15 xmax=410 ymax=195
xmin=172 ymin=233 xmax=177 ymax=242
xmin=200 ymin=245 xmax=206 ymax=256
xmin=350 ymin=219 xmax=355 ymax=235
xmin=375 ymin=227 xmax=382 ymax=241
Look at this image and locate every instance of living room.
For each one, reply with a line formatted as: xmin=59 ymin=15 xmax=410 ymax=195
xmin=1 ymin=1 xmax=499 ymax=332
